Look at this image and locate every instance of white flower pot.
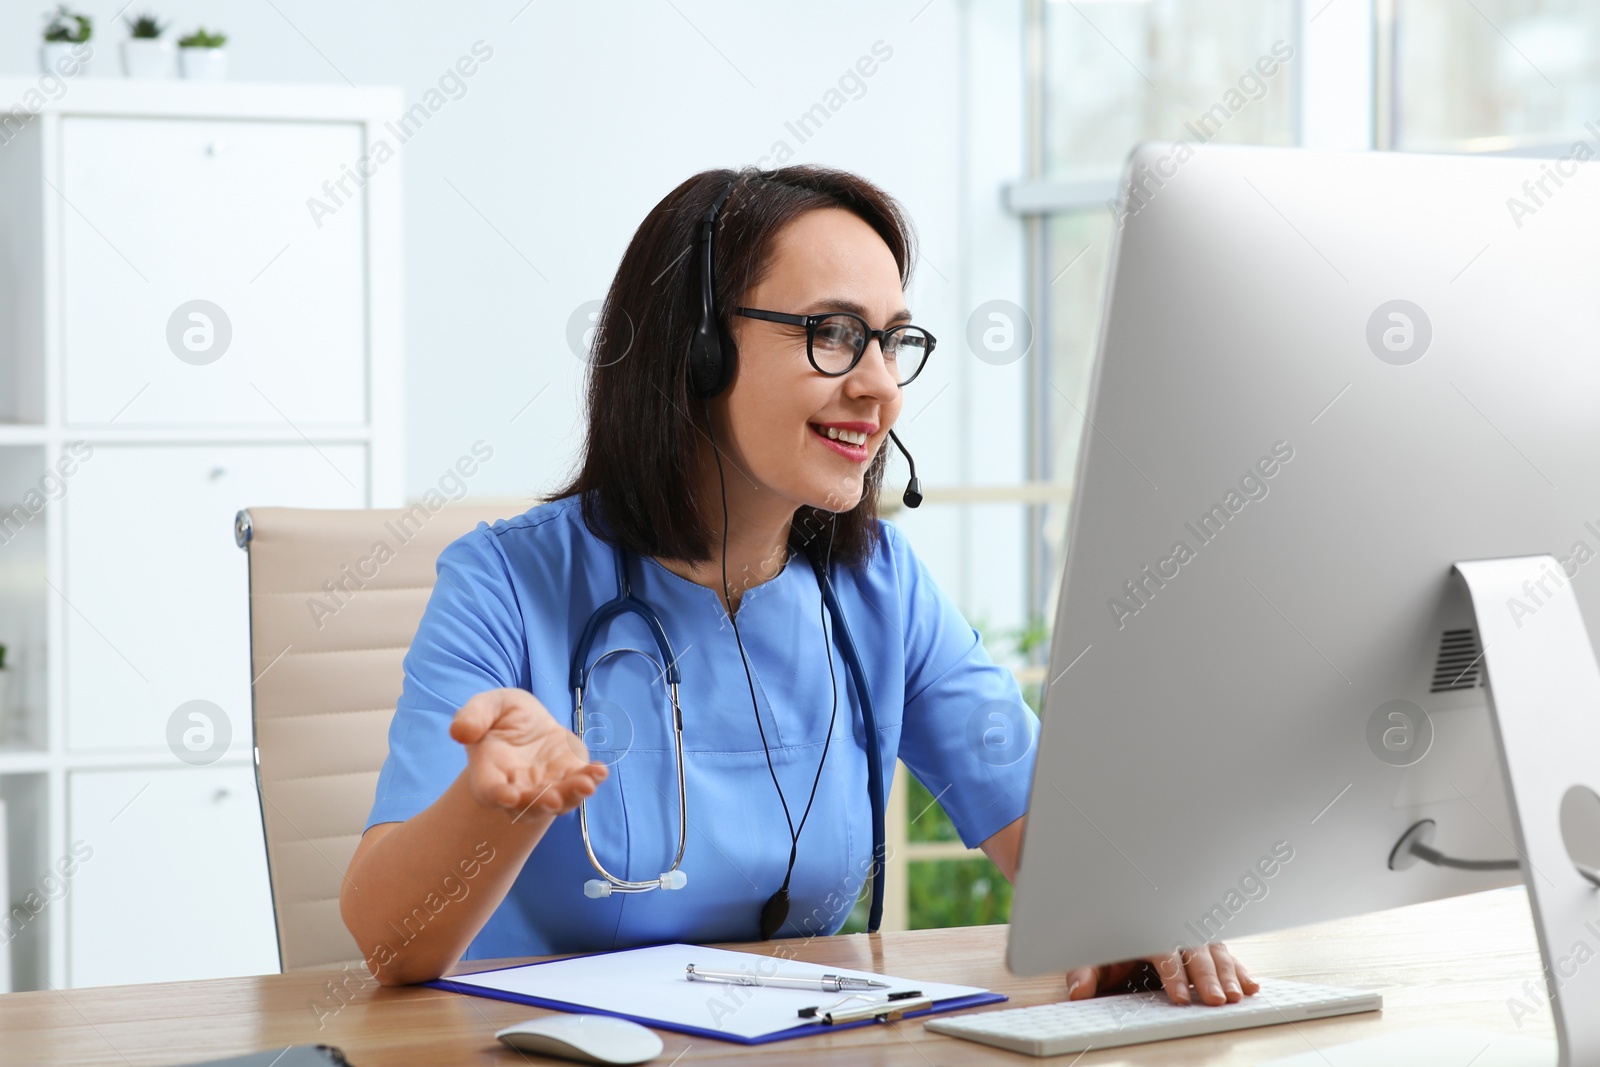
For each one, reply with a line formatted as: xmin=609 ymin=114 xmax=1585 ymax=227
xmin=122 ymin=38 xmax=175 ymax=79
xmin=39 ymin=41 xmax=93 ymax=77
xmin=179 ymin=47 xmax=228 ymax=81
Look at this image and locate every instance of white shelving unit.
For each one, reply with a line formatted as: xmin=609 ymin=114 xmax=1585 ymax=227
xmin=0 ymin=78 xmax=403 ymax=990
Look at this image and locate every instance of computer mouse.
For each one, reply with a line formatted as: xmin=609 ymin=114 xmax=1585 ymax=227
xmin=495 ymin=1013 xmax=664 ymax=1064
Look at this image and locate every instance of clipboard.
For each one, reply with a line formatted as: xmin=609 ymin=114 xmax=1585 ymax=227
xmin=424 ymin=942 xmax=1006 ymax=1045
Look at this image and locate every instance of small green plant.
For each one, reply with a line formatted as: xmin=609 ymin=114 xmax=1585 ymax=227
xmin=0 ymin=644 xmax=8 ymax=670
xmin=125 ymin=12 xmax=168 ymax=39
xmin=1008 ymin=616 xmax=1050 ymax=659
xmin=177 ymin=26 xmax=226 ymax=48
xmin=972 ymin=614 xmax=1050 ymax=662
xmin=42 ymin=5 xmax=91 ymax=43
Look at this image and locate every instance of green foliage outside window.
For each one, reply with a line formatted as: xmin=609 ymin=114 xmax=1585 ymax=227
xmin=906 ymin=773 xmax=960 ymax=844
xmin=908 ymin=858 xmax=1014 ymax=929
xmin=838 ymin=782 xmax=1015 ymax=933
xmin=837 ymin=617 xmax=1046 ymax=934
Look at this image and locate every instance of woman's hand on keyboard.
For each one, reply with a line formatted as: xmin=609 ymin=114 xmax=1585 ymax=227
xmin=1064 ymin=943 xmax=1259 ymax=1006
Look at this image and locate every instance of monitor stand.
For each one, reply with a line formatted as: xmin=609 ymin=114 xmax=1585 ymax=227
xmin=1373 ymin=555 xmax=1600 ymax=1067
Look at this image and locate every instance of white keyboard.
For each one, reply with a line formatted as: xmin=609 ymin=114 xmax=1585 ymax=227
xmin=924 ymin=978 xmax=1382 ymax=1057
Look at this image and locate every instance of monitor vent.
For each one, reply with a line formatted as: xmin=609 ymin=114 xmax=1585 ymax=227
xmin=1430 ymin=628 xmax=1485 ymax=692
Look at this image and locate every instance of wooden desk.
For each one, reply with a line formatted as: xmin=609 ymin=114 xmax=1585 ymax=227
xmin=0 ymin=887 xmax=1555 ymax=1065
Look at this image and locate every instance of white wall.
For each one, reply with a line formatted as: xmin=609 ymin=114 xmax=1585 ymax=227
xmin=0 ymin=0 xmax=1028 ymax=632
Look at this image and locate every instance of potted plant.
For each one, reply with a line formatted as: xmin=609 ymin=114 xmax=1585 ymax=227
xmin=40 ymin=5 xmax=92 ymax=76
xmin=177 ymin=26 xmax=228 ymax=81
xmin=121 ymin=12 xmax=173 ymax=78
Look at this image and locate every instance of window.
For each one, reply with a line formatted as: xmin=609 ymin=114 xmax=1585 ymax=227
xmin=1394 ymin=0 xmax=1600 ymax=151
xmin=861 ymin=0 xmax=1303 ymax=936
xmin=1043 ymin=0 xmax=1298 ymax=176
xmin=1036 ymin=0 xmax=1298 ymax=626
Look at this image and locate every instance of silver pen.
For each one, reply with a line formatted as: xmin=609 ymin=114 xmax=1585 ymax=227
xmin=685 ymin=964 xmax=890 ymax=992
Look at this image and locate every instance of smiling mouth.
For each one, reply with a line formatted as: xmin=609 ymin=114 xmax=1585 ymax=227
xmin=809 ymin=423 xmax=871 ymax=460
xmin=811 ymin=424 xmax=870 ymax=446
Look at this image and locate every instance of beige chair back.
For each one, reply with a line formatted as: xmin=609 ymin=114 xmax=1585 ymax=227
xmin=236 ymin=503 xmax=522 ymax=971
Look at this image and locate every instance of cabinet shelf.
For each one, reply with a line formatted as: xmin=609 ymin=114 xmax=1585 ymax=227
xmin=0 ymin=751 xmax=48 ymax=774
xmin=59 ymin=426 xmax=375 ymax=443
xmin=0 ymin=79 xmax=402 ymax=993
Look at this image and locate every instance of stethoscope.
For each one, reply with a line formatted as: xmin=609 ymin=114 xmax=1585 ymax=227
xmin=568 ymin=542 xmax=888 ymax=932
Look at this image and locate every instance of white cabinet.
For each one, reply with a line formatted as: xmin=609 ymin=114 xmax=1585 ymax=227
xmin=59 ymin=117 xmax=369 ymax=427
xmin=0 ymin=79 xmax=402 ymax=992
xmin=63 ymin=444 xmax=368 ymax=753
xmin=68 ymin=766 xmax=277 ymax=988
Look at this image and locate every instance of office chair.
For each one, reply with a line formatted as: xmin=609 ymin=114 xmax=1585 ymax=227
xmin=235 ymin=503 xmax=521 ymax=971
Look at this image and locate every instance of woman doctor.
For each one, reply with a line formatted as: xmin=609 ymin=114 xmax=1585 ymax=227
xmin=340 ymin=165 xmax=1258 ymax=1008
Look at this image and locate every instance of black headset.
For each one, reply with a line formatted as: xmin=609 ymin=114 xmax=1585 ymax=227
xmin=687 ymin=180 xmax=737 ymax=401
xmin=686 ymin=175 xmax=923 ymax=508
xmin=687 ymin=174 xmax=937 ymax=938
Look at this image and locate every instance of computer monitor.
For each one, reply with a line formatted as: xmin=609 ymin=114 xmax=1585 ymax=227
xmin=1008 ymin=142 xmax=1600 ymax=1055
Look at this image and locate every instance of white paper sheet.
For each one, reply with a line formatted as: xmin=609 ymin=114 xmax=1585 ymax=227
xmin=443 ymin=942 xmax=995 ymax=1040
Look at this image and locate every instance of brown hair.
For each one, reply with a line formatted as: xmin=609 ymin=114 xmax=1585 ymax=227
xmin=548 ymin=165 xmax=918 ymax=569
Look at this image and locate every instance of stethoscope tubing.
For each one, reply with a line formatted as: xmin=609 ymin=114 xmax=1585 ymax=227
xmin=570 ymin=542 xmax=886 ymax=931
xmin=570 ymin=547 xmax=689 ymax=894
xmin=572 ymin=646 xmax=688 ymax=893
xmin=807 ymin=551 xmax=886 ymax=933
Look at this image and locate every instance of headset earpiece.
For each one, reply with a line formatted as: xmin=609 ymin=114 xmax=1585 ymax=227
xmin=687 ymin=178 xmax=738 ymax=400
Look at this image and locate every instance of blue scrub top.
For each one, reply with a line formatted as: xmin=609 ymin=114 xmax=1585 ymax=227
xmin=366 ymin=493 xmax=1038 ymax=958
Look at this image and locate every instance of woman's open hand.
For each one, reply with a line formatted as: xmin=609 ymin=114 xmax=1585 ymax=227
xmin=1065 ymin=943 xmax=1258 ymax=1006
xmin=450 ymin=687 xmax=608 ymax=816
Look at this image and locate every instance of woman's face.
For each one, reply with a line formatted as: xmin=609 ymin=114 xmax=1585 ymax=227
xmin=718 ymin=207 xmax=908 ymax=516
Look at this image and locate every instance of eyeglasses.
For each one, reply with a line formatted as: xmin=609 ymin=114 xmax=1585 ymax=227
xmin=734 ymin=307 xmax=935 ymax=386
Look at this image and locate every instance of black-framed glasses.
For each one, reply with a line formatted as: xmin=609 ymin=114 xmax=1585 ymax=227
xmin=734 ymin=307 xmax=935 ymax=386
